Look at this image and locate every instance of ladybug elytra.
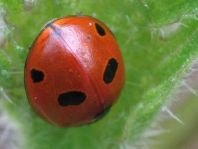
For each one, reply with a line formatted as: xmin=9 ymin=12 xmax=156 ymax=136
xmin=24 ymin=16 xmax=125 ymax=127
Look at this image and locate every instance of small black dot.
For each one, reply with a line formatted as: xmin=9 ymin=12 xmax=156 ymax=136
xmin=94 ymin=106 xmax=112 ymax=121
xmin=58 ymin=91 xmax=86 ymax=106
xmin=31 ymin=69 xmax=44 ymax=83
xmin=103 ymin=58 xmax=118 ymax=84
xmin=95 ymin=23 xmax=106 ymax=36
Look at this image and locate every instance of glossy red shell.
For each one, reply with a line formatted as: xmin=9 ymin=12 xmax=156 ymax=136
xmin=24 ymin=16 xmax=125 ymax=127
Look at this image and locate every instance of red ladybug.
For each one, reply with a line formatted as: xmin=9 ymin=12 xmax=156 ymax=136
xmin=24 ymin=16 xmax=125 ymax=127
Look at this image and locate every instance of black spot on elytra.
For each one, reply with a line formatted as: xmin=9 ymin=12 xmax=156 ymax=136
xmin=103 ymin=58 xmax=118 ymax=84
xmin=31 ymin=69 xmax=44 ymax=83
xmin=58 ymin=91 xmax=86 ymax=106
xmin=94 ymin=106 xmax=112 ymax=121
xmin=95 ymin=23 xmax=106 ymax=36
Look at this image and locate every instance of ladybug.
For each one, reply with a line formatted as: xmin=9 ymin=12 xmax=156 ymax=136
xmin=24 ymin=16 xmax=125 ymax=127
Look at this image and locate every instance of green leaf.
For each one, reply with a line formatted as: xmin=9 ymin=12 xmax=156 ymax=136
xmin=0 ymin=0 xmax=198 ymax=149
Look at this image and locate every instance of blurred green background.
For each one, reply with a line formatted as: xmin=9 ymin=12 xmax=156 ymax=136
xmin=0 ymin=0 xmax=198 ymax=149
